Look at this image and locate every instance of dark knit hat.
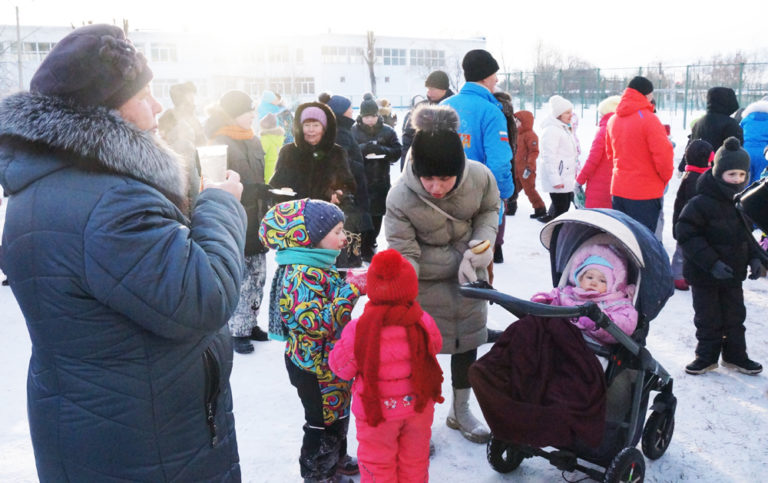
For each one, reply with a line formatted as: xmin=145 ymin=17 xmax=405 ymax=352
xmin=304 ymin=199 xmax=345 ymax=246
xmin=713 ymin=137 xmax=751 ymax=178
xmin=425 ymin=70 xmax=450 ymax=90
xmin=220 ymin=90 xmax=254 ymax=119
xmin=628 ymin=76 xmax=653 ymax=95
xmin=462 ymin=49 xmax=499 ymax=82
xmin=30 ymin=24 xmax=153 ymax=109
xmin=360 ymin=97 xmax=379 ymax=117
xmin=685 ymin=139 xmax=714 ymax=168
xmin=325 ymin=95 xmax=352 ymax=118
xmin=169 ymin=81 xmax=196 ymax=106
xmin=367 ymin=249 xmax=419 ymax=304
xmin=410 ymin=105 xmax=465 ymax=177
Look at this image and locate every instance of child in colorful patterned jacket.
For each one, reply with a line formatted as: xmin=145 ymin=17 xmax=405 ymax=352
xmin=531 ymin=243 xmax=638 ymax=345
xmin=259 ymin=198 xmax=363 ymax=482
xmin=329 ymin=249 xmax=444 ymax=483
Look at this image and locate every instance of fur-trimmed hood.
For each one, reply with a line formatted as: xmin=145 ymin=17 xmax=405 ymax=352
xmin=741 ymin=100 xmax=768 ymax=118
xmin=0 ymin=92 xmax=188 ymax=212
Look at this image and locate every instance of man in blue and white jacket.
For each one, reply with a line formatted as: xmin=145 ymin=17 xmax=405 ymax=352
xmin=442 ymin=49 xmax=515 ymax=201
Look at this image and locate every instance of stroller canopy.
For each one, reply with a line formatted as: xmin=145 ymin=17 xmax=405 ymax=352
xmin=540 ymin=209 xmax=673 ymax=322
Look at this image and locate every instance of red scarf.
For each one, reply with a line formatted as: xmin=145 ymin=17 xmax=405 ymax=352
xmin=354 ymin=300 xmax=444 ymax=427
xmin=685 ymin=165 xmax=710 ymax=174
xmin=214 ymin=125 xmax=255 ymax=140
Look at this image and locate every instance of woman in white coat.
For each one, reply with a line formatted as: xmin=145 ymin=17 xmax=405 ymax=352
xmin=537 ymin=95 xmax=580 ymax=223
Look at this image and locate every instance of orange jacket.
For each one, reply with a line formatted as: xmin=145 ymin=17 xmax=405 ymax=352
xmin=606 ymin=89 xmax=674 ymax=199
xmin=513 ymin=110 xmax=539 ymax=177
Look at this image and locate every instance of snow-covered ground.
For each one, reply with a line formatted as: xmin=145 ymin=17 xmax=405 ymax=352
xmin=2 ymin=107 xmax=768 ymax=482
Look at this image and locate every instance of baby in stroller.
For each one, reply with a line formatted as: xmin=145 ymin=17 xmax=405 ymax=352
xmin=531 ymin=243 xmax=638 ymax=345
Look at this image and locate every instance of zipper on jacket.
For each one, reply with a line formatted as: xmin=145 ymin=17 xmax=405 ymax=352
xmin=202 ymin=347 xmax=221 ymax=447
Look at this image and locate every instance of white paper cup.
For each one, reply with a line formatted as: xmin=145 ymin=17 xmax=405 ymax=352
xmin=197 ymin=145 xmax=228 ymax=182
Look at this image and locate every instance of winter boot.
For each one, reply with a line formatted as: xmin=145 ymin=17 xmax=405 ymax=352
xmin=446 ymin=387 xmax=490 ymax=443
xmin=249 ymin=325 xmax=269 ymax=342
xmin=505 ymin=199 xmax=517 ymax=216
xmin=721 ymin=357 xmax=763 ymax=375
xmin=493 ymin=244 xmax=504 ymax=264
xmin=335 ymin=454 xmax=359 ymax=476
xmin=685 ymin=358 xmax=718 ymax=375
xmin=530 ymin=207 xmax=547 ymax=219
xmin=233 ymin=336 xmax=254 ymax=354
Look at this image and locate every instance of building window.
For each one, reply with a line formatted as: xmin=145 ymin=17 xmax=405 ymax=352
xmin=19 ymin=41 xmax=55 ymax=59
xmin=150 ymin=43 xmax=177 ymax=63
xmin=385 ymin=76 xmax=390 ymax=83
xmin=295 ymin=77 xmax=315 ymax=95
xmin=245 ymin=79 xmax=267 ymax=97
xmin=409 ymin=49 xmax=445 ymax=68
xmin=375 ymin=48 xmax=406 ymax=66
xmin=295 ymin=48 xmax=304 ymax=63
xmin=151 ymin=79 xmax=178 ymax=100
xmin=340 ymin=76 xmax=345 ymax=83
xmin=269 ymin=46 xmax=290 ymax=64
xmin=322 ymin=46 xmax=364 ymax=64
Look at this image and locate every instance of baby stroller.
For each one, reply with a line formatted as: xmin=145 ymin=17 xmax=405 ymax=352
xmin=461 ymin=209 xmax=676 ymax=482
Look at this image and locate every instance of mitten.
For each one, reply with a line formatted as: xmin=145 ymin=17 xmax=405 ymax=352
xmin=710 ymin=260 xmax=734 ymax=280
xmin=458 ymin=240 xmax=493 ymax=284
xmin=748 ymin=258 xmax=763 ymax=280
xmin=346 ymin=268 xmax=368 ymax=295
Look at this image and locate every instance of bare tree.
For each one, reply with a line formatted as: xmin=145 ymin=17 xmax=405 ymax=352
xmin=363 ymin=31 xmax=377 ymax=96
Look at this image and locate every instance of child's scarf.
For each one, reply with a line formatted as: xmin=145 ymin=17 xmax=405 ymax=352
xmin=353 ymin=300 xmax=444 ymax=427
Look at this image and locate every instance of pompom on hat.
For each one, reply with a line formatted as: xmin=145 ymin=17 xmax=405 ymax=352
xmin=366 ymin=249 xmax=419 ymax=304
xmin=30 ymin=24 xmax=153 ymax=109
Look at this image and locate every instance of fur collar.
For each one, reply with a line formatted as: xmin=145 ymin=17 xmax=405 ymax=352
xmin=0 ymin=92 xmax=188 ymax=212
xmin=742 ymin=100 xmax=768 ymax=118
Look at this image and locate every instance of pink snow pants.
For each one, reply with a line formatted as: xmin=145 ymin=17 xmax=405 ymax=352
xmin=356 ymin=406 xmax=434 ymax=483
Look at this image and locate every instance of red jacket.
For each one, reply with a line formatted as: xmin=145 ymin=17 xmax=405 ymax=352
xmin=606 ymin=89 xmax=674 ymax=199
xmin=576 ymin=112 xmax=614 ymax=208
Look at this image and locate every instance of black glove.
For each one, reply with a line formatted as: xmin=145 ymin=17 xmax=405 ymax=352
xmin=710 ymin=260 xmax=734 ymax=280
xmin=362 ymin=142 xmax=383 ymax=156
xmin=748 ymin=258 xmax=763 ymax=280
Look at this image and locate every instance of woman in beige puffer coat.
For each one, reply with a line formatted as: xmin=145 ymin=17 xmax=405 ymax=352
xmin=385 ymin=104 xmax=500 ymax=445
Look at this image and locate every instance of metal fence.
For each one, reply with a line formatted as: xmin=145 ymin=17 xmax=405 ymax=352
xmin=497 ymin=63 xmax=768 ymax=127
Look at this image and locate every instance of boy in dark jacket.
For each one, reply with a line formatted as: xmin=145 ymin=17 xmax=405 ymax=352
xmin=675 ymin=137 xmax=764 ymax=375
xmin=670 ymin=140 xmax=714 ymax=290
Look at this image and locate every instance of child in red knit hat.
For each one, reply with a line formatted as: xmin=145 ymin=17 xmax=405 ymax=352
xmin=330 ymin=249 xmax=444 ymax=482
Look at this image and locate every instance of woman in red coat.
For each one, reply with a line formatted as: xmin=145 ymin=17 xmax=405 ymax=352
xmin=576 ymin=96 xmax=620 ymax=208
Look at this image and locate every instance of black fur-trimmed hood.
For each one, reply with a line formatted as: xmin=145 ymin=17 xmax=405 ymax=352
xmin=0 ymin=92 xmax=188 ymax=211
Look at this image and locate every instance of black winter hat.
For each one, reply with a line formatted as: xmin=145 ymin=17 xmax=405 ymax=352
xmin=410 ymin=105 xmax=465 ymax=178
xmin=425 ymin=70 xmax=450 ymax=90
xmin=462 ymin=49 xmax=499 ymax=82
xmin=713 ymin=137 xmax=751 ymax=179
xmin=685 ymin=139 xmax=714 ymax=168
xmin=360 ymin=97 xmax=379 ymax=117
xmin=30 ymin=24 xmax=153 ymax=109
xmin=628 ymin=76 xmax=653 ymax=95
xmin=220 ymin=90 xmax=255 ymax=119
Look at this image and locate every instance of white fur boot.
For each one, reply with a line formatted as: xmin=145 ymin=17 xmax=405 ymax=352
xmin=446 ymin=387 xmax=490 ymax=443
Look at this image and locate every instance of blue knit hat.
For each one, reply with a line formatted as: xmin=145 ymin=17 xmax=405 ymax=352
xmin=304 ymin=200 xmax=345 ymax=245
xmin=573 ymin=255 xmax=615 ymax=288
xmin=326 ymin=95 xmax=351 ymax=118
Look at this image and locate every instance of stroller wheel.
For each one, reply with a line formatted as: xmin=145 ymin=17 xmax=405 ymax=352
xmin=641 ymin=410 xmax=675 ymax=460
xmin=486 ymin=437 xmax=524 ymax=473
xmin=603 ymin=447 xmax=645 ymax=483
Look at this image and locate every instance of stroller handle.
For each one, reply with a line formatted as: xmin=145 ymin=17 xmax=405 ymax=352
xmin=459 ymin=282 xmax=645 ymax=358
